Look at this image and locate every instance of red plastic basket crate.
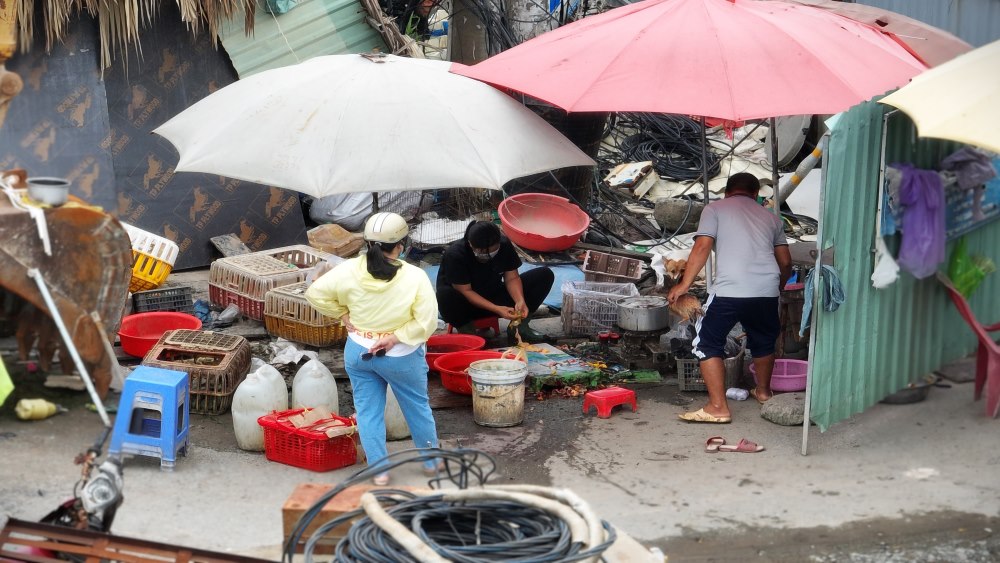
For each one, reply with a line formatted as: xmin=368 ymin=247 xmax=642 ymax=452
xmin=258 ymin=409 xmax=359 ymax=472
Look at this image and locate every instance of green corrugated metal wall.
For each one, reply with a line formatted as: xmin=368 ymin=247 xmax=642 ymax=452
xmin=219 ymin=0 xmax=389 ymax=78
xmin=810 ymin=99 xmax=1000 ymax=431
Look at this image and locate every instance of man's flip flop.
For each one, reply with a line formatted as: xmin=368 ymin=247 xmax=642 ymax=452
xmin=678 ymin=408 xmax=731 ymax=424
xmin=718 ymin=438 xmax=765 ymax=453
xmin=705 ymin=436 xmax=726 ymax=452
xmin=750 ymin=389 xmax=770 ymax=404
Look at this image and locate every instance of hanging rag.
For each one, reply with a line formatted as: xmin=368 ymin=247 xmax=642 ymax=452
xmin=894 ymin=164 xmax=945 ymax=279
xmin=940 ymin=147 xmax=997 ymax=190
xmin=871 ymin=237 xmax=900 ymax=289
xmin=799 ymin=265 xmax=845 ymax=337
xmin=881 ymin=166 xmax=903 ymax=236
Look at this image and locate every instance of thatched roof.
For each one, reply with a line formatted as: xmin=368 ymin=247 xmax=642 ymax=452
xmin=13 ymin=0 xmax=256 ymax=69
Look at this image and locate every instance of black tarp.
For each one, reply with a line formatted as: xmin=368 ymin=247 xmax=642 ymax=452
xmin=0 ymin=7 xmax=307 ymax=270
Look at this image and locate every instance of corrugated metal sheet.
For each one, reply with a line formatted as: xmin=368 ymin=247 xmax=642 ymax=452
xmin=859 ymin=0 xmax=1000 ymax=47
xmin=810 ymin=99 xmax=1000 ymax=431
xmin=219 ymin=0 xmax=389 ymax=78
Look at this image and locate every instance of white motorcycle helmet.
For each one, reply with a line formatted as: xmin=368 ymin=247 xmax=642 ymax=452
xmin=363 ymin=212 xmax=409 ymax=244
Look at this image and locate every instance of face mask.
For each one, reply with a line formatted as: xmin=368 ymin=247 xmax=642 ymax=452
xmin=397 ymin=237 xmax=411 ymax=260
xmin=474 ymin=248 xmax=499 ymax=262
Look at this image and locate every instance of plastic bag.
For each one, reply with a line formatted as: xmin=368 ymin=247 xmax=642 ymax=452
xmin=871 ymin=237 xmax=900 ymax=289
xmin=306 ymin=255 xmax=347 ymax=284
xmin=948 ymin=237 xmax=996 ymax=298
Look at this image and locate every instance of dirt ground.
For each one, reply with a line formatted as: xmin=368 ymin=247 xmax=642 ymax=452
xmin=2 ymin=262 xmax=1000 ymax=562
xmin=2 ymin=342 xmax=1000 ymax=562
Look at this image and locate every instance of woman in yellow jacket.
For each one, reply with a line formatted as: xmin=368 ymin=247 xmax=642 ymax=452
xmin=305 ymin=212 xmax=440 ymax=485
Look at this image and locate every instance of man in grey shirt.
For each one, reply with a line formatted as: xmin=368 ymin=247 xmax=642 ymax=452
xmin=668 ymin=173 xmax=792 ymax=423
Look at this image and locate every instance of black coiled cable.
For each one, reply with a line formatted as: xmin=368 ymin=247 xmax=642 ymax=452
xmin=329 ymin=496 xmax=616 ymax=562
xmin=615 ymin=114 xmax=720 ymax=182
xmin=290 ymin=448 xmax=617 ymax=563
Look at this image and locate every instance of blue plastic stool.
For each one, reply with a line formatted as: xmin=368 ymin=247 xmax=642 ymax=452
xmin=108 ymin=366 xmax=190 ymax=471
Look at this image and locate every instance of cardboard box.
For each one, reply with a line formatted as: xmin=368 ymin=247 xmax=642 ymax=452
xmin=282 ymin=483 xmax=429 ymax=554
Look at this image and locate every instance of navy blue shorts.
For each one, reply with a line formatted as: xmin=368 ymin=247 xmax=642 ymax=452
xmin=693 ymin=295 xmax=780 ymax=360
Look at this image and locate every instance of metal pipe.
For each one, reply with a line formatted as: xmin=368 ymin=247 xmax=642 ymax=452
xmin=769 ymin=117 xmax=780 ymax=215
xmin=778 ymin=132 xmax=829 ymax=204
xmin=700 ymin=116 xmax=714 ymax=290
xmin=27 ymin=269 xmax=111 ymax=427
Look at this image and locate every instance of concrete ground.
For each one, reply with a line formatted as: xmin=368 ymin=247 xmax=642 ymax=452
xmin=2 ymin=270 xmax=1000 ymax=562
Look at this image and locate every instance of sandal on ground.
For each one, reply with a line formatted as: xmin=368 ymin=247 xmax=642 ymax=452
xmin=705 ymin=436 xmax=726 ymax=453
xmin=422 ymin=460 xmax=446 ymax=477
xmin=678 ymin=408 xmax=731 ymax=424
xmin=372 ymin=473 xmax=391 ymax=486
xmin=750 ymin=388 xmax=771 ymax=404
xmin=718 ymin=438 xmax=765 ymax=453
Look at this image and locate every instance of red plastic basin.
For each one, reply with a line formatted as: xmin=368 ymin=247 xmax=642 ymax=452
xmin=118 ymin=312 xmax=202 ymax=358
xmin=498 ymin=193 xmax=590 ymax=252
xmin=433 ymin=350 xmax=505 ymax=395
xmin=750 ymin=359 xmax=809 ymax=392
xmin=426 ymin=333 xmax=486 ymax=371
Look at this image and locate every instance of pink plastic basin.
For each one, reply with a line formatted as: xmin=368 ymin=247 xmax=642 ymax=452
xmin=498 ymin=193 xmax=590 ymax=252
xmin=750 ymin=359 xmax=809 ymax=392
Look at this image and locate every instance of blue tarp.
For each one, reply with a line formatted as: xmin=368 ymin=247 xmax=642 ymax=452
xmin=420 ymin=264 xmax=584 ymax=310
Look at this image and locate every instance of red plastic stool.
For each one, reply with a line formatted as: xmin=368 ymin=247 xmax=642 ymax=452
xmin=447 ymin=317 xmax=501 ymax=335
xmin=583 ymin=386 xmax=637 ymax=418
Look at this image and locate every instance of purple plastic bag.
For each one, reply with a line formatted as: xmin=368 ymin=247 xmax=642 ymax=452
xmin=895 ymin=164 xmax=945 ymax=279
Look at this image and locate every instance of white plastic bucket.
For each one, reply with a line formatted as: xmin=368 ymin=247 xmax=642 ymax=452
xmin=468 ymin=358 xmax=528 ymax=427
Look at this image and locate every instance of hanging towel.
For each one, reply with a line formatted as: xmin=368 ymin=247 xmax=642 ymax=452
xmin=800 ymin=265 xmax=845 ymax=337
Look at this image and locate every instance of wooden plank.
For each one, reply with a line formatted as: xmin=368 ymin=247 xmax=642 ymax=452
xmin=209 ymin=234 xmax=251 ymax=257
xmin=428 ymin=376 xmax=472 ymax=409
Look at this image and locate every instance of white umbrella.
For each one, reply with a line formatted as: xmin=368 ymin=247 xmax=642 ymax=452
xmin=880 ymin=38 xmax=1000 ymax=154
xmin=153 ymin=53 xmax=595 ymax=197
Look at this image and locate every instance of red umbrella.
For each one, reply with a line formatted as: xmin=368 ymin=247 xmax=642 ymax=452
xmin=453 ymin=0 xmax=926 ymax=121
xmin=777 ymin=0 xmax=972 ymax=68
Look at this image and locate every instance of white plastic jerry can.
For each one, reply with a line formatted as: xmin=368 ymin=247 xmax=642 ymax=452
xmin=232 ymin=365 xmax=289 ymax=451
xmin=291 ymin=359 xmax=339 ymax=413
xmin=384 ymin=385 xmax=411 ymax=440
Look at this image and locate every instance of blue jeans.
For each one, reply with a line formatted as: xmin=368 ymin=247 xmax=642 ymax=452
xmin=343 ymin=338 xmax=439 ymax=472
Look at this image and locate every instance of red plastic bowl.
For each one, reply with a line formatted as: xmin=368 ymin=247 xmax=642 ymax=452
xmin=498 ymin=193 xmax=590 ymax=252
xmin=118 ymin=312 xmax=202 ymax=358
xmin=433 ymin=350 xmax=505 ymax=395
xmin=750 ymin=359 xmax=809 ymax=392
xmin=426 ymin=333 xmax=487 ymax=371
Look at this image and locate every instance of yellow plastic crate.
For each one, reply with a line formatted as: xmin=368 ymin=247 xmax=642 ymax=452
xmin=123 ymin=223 xmax=179 ymax=293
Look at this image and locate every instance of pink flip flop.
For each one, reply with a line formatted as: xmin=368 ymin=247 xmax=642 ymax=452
xmin=705 ymin=436 xmax=726 ymax=453
xmin=718 ymin=438 xmax=765 ymax=453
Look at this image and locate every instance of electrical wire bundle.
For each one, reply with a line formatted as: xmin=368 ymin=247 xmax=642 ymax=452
xmin=613 ymin=114 xmax=721 ymax=182
xmin=285 ymin=448 xmax=617 ymax=563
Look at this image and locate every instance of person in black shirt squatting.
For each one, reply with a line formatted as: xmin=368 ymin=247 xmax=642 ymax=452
xmin=436 ymin=221 xmax=553 ymax=344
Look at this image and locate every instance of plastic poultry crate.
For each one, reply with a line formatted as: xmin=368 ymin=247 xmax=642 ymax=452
xmin=132 ymin=286 xmax=195 ymax=315
xmin=122 ymin=222 xmax=179 ymax=293
xmin=264 ymin=282 xmax=347 ymax=347
xmin=582 ymin=250 xmax=644 ymax=283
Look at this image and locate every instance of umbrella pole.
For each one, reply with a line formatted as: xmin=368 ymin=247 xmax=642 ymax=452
xmin=700 ymin=116 xmax=713 ymax=291
xmin=769 ymin=117 xmax=781 ymax=216
xmin=373 ymin=191 xmax=379 ymax=213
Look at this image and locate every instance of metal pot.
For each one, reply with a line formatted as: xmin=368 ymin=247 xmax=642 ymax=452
xmin=616 ymin=296 xmax=670 ymax=332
